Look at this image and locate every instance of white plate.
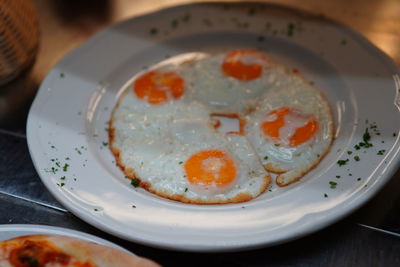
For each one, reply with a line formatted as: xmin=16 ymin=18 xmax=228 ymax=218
xmin=27 ymin=3 xmax=400 ymax=251
xmin=0 ymin=224 xmax=131 ymax=253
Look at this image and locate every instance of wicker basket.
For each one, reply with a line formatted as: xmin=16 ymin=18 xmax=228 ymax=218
xmin=0 ymin=0 xmax=39 ymax=86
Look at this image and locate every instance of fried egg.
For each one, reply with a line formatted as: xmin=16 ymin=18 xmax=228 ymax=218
xmin=246 ymin=67 xmax=334 ymax=186
xmin=111 ymin=99 xmax=270 ymax=203
xmin=184 ymin=49 xmax=276 ymax=114
xmin=110 ymin=49 xmax=334 ymax=203
xmin=110 ymin=63 xmax=270 ymax=204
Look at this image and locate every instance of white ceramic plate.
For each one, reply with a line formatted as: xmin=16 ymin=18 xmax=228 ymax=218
xmin=0 ymin=224 xmax=131 ymax=253
xmin=27 ymin=3 xmax=400 ymax=251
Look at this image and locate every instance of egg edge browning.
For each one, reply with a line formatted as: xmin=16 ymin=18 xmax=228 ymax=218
xmin=262 ymin=70 xmax=335 ymax=187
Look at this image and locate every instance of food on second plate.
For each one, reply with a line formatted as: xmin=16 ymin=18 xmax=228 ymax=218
xmin=0 ymin=234 xmax=160 ymax=267
xmin=109 ymin=49 xmax=334 ymax=203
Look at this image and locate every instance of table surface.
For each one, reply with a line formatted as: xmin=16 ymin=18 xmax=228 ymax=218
xmin=1 ymin=0 xmax=400 ymax=266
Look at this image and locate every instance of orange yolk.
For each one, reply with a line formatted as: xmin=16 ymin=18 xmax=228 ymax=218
xmin=261 ymin=107 xmax=318 ymax=147
xmin=184 ymin=150 xmax=237 ymax=187
xmin=222 ymin=49 xmax=269 ymax=81
xmin=134 ymin=71 xmax=185 ymax=104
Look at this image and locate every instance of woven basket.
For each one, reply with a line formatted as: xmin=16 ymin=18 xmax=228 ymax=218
xmin=0 ymin=0 xmax=39 ymax=86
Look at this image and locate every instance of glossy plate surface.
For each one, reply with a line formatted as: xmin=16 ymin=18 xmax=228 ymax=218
xmin=27 ymin=3 xmax=400 ymax=251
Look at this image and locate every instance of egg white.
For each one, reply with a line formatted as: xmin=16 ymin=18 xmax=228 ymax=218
xmin=110 ymin=66 xmax=270 ymax=203
xmin=246 ymin=66 xmax=334 ymax=186
xmin=184 ymin=54 xmax=277 ymax=114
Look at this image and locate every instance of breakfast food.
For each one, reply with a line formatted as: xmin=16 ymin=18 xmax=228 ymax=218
xmin=0 ymin=234 xmax=159 ymax=267
xmin=246 ymin=68 xmax=333 ymax=186
xmin=109 ymin=49 xmax=334 ymax=204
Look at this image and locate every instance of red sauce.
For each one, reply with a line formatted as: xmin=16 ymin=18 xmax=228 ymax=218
xmin=8 ymin=240 xmax=98 ymax=267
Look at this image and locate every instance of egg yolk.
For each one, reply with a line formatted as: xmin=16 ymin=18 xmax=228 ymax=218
xmin=261 ymin=107 xmax=318 ymax=147
xmin=184 ymin=150 xmax=237 ymax=187
xmin=222 ymin=49 xmax=269 ymax=81
xmin=134 ymin=71 xmax=185 ymax=104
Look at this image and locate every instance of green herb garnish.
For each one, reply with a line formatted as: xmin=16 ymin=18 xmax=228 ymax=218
xmin=131 ymin=178 xmax=140 ymax=188
xmin=337 ymin=159 xmax=349 ymax=166
xmin=354 ymin=156 xmax=360 ymax=161
xmin=329 ymin=181 xmax=337 ymax=189
xmin=182 ymin=13 xmax=191 ymax=22
xmin=287 ymin=23 xmax=295 ymax=36
xmin=347 ymin=151 xmax=352 ymax=155
xmin=324 ymin=193 xmax=328 ymax=198
xmin=248 ymin=8 xmax=256 ymax=16
xmin=202 ymin=18 xmax=213 ymax=27
xmin=264 ymin=156 xmax=269 ymax=160
xmin=377 ymin=150 xmax=386 ymax=155
xmin=171 ymin=19 xmax=179 ymax=28
xmin=63 ymin=163 xmax=69 ymax=172
xmin=149 ymin=28 xmax=158 ymax=35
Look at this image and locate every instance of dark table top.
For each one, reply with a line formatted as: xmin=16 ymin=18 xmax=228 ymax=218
xmin=1 ymin=1 xmax=400 ymax=266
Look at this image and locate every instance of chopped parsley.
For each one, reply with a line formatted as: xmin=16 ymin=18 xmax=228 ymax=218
xmin=337 ymin=159 xmax=349 ymax=166
xmin=324 ymin=193 xmax=328 ymax=198
xmin=63 ymin=163 xmax=69 ymax=171
xmin=329 ymin=181 xmax=337 ymax=189
xmin=257 ymin=35 xmax=265 ymax=42
xmin=336 ymin=175 xmax=341 ymax=178
xmin=178 ymin=161 xmax=183 ymax=164
xmin=132 ymin=205 xmax=136 ymax=208
xmin=171 ymin=19 xmax=179 ymax=28
xmin=354 ymin=156 xmax=360 ymax=161
xmin=131 ymin=178 xmax=140 ymax=188
xmin=274 ymin=144 xmax=280 ymax=147
xmin=248 ymin=8 xmax=256 ymax=16
xmin=357 ymin=178 xmax=362 ymax=181
xmin=60 ymin=73 xmax=65 ymax=78
xmin=149 ymin=28 xmax=158 ymax=35
xmin=181 ymin=13 xmax=191 ymax=22
xmin=184 ymin=188 xmax=188 ymax=192
xmin=102 ymin=141 xmax=108 ymax=147
xmin=202 ymin=18 xmax=213 ymax=27
xmin=377 ymin=150 xmax=386 ymax=155
xmin=347 ymin=151 xmax=353 ymax=155
xmin=264 ymin=156 xmax=269 ymax=160
xmin=75 ymin=148 xmax=82 ymax=155
xmin=287 ymin=23 xmax=295 ymax=36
